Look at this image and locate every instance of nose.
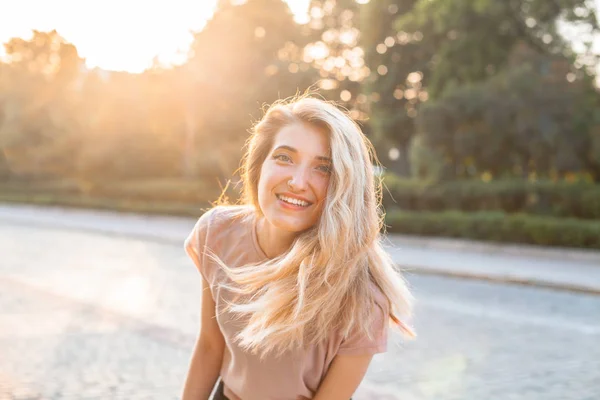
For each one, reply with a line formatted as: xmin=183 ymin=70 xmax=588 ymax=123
xmin=288 ymin=167 xmax=309 ymax=192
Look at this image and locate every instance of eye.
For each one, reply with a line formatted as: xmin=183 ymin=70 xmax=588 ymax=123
xmin=273 ymin=154 xmax=292 ymax=163
xmin=316 ymin=164 xmax=332 ymax=174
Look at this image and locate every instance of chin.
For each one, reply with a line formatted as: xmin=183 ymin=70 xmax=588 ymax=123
xmin=272 ymin=214 xmax=315 ymax=234
xmin=276 ymin=220 xmax=309 ymax=234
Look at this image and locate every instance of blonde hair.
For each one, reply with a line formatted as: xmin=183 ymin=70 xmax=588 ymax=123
xmin=211 ymin=94 xmax=414 ymax=357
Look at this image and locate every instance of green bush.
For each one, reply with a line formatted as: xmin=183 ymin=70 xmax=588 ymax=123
xmin=385 ymin=210 xmax=600 ymax=249
xmin=86 ymin=179 xmax=222 ymax=204
xmin=383 ymin=176 xmax=600 ymax=220
xmin=0 ymin=179 xmax=81 ymax=195
xmin=0 ymin=178 xmax=224 ymax=205
xmin=0 ymin=192 xmax=204 ymax=217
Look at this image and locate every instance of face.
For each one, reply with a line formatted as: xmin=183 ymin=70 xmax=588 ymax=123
xmin=257 ymin=122 xmax=331 ymax=233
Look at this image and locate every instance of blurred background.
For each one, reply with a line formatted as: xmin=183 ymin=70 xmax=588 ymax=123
xmin=1 ymin=0 xmax=599 ymax=248
xmin=1 ymin=1 xmax=600 ymax=400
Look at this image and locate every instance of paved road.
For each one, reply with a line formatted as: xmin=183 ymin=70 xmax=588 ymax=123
xmin=1 ymin=221 xmax=599 ymax=400
xmin=3 ymin=203 xmax=599 ymax=293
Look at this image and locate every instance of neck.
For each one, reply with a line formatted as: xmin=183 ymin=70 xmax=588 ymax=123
xmin=256 ymin=216 xmax=297 ymax=259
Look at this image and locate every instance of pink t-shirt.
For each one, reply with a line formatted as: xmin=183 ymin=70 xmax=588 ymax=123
xmin=184 ymin=205 xmax=389 ymax=400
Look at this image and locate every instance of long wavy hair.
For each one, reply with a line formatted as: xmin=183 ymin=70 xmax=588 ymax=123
xmin=211 ymin=94 xmax=415 ymax=357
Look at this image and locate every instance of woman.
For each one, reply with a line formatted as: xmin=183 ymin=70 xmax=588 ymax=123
xmin=182 ymin=95 xmax=415 ymax=400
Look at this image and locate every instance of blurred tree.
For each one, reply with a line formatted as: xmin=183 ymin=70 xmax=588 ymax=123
xmin=396 ymin=0 xmax=599 ymax=98
xmin=359 ymin=0 xmax=599 ymax=177
xmin=360 ymin=0 xmax=422 ymax=176
xmin=305 ymin=0 xmax=365 ymax=107
xmin=0 ymin=30 xmax=84 ymax=179
xmin=74 ymin=70 xmax=187 ymax=181
xmin=0 ymin=63 xmax=11 ymax=180
xmin=303 ymin=0 xmax=426 ymax=176
xmin=414 ymin=44 xmax=600 ymax=181
xmin=408 ymin=131 xmax=447 ymax=182
xmin=182 ymin=0 xmax=316 ymax=179
xmin=1 ymin=0 xmax=597 ymax=189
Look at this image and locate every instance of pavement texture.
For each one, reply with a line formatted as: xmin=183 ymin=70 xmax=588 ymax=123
xmin=1 ymin=204 xmax=600 ymax=399
xmin=1 ymin=204 xmax=599 ymax=293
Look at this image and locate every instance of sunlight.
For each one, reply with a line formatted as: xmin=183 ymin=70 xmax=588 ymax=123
xmin=0 ymin=0 xmax=311 ymax=73
xmin=107 ymin=275 xmax=153 ymax=315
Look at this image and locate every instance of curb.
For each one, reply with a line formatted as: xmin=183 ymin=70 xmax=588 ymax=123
xmin=401 ymin=265 xmax=600 ymax=296
xmin=387 ymin=234 xmax=600 ymax=264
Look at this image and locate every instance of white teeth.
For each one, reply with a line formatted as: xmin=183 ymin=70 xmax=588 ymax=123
xmin=278 ymin=195 xmax=309 ymax=207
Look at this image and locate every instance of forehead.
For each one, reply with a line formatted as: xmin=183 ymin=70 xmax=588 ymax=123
xmin=272 ymin=123 xmax=330 ymax=156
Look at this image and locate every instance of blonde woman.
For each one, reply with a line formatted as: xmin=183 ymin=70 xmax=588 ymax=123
xmin=182 ymin=95 xmax=415 ymax=400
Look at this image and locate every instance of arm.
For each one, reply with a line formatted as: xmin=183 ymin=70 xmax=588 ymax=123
xmin=312 ymin=353 xmax=374 ymax=400
xmin=181 ymin=276 xmax=225 ymax=400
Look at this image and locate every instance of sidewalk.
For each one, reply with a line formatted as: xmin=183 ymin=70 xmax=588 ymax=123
xmin=2 ymin=203 xmax=599 ymax=294
xmin=385 ymin=236 xmax=600 ymax=294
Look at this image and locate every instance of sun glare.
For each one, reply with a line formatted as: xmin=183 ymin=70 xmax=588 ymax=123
xmin=0 ymin=0 xmax=311 ymax=73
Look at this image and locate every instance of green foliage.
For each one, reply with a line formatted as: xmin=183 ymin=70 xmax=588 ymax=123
xmin=360 ymin=0 xmax=422 ymax=176
xmin=396 ymin=0 xmax=598 ymax=98
xmin=305 ymin=0 xmax=364 ymax=101
xmin=408 ymin=133 xmax=448 ymax=181
xmin=0 ymin=191 xmax=205 ymax=217
xmin=413 ymin=49 xmax=600 ymax=180
xmin=0 ymin=30 xmax=85 ymax=178
xmin=1 ymin=0 xmax=600 ymax=252
xmin=354 ymin=0 xmax=600 ymax=179
xmin=85 ymin=179 xmax=221 ymax=204
xmin=0 ymin=178 xmax=220 ymax=205
xmin=383 ymin=176 xmax=600 ymax=219
xmin=385 ymin=210 xmax=600 ymax=249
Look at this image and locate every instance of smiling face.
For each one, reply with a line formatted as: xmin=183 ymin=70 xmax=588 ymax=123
xmin=257 ymin=122 xmax=331 ymax=234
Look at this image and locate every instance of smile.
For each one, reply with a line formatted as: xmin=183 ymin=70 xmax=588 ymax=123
xmin=276 ymin=194 xmax=312 ymax=207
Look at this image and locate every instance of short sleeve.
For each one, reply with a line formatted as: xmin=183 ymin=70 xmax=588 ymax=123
xmin=184 ymin=208 xmax=215 ymax=282
xmin=337 ymin=295 xmax=389 ymax=356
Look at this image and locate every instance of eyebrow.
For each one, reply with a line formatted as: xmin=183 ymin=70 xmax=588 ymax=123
xmin=273 ymin=145 xmax=332 ymax=163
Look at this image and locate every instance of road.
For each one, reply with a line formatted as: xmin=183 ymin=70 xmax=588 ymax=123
xmin=1 ymin=217 xmax=599 ymax=400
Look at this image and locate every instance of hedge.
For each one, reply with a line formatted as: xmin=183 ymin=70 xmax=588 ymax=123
xmin=0 ymin=192 xmax=206 ymax=217
xmin=383 ymin=176 xmax=600 ymax=220
xmin=385 ymin=210 xmax=600 ymax=249
xmin=0 ymin=178 xmax=222 ymax=204
xmin=4 ymin=178 xmax=599 ymax=249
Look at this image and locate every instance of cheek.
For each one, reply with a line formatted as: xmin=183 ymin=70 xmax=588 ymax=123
xmin=258 ymin=165 xmax=280 ymax=199
xmin=257 ymin=172 xmax=269 ymax=201
xmin=313 ymin=176 xmax=330 ymax=203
